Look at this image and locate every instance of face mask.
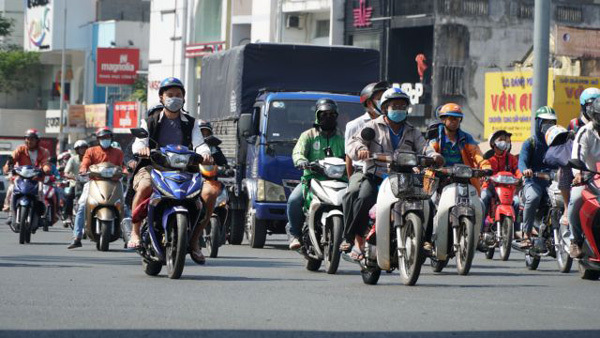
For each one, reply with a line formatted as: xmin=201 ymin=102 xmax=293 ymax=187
xmin=387 ymin=110 xmax=408 ymax=123
xmin=99 ymin=139 xmax=111 ymax=149
xmin=318 ymin=116 xmax=337 ymax=131
xmin=495 ymin=140 xmax=509 ymax=151
xmin=164 ymin=97 xmax=184 ymax=112
xmin=540 ymin=122 xmax=555 ymax=135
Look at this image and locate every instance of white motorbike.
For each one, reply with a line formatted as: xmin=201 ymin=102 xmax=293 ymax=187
xmin=430 ymin=165 xmax=489 ymax=275
xmin=300 ymin=156 xmax=348 ymax=274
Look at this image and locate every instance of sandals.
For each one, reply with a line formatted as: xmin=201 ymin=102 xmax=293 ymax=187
xmin=348 ymin=248 xmax=364 ymax=261
xmin=339 ymin=240 xmax=353 ymax=253
xmin=127 ymin=236 xmax=142 ymax=249
xmin=190 ymin=249 xmax=206 ymax=265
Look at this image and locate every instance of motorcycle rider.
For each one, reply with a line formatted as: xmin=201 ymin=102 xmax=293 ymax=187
xmin=569 ymin=98 xmax=600 ymax=258
xmin=198 ymin=120 xmax=228 ymax=167
xmin=129 ymin=77 xmax=214 ymax=264
xmin=287 ymin=98 xmax=345 ymax=250
xmin=2 ymin=129 xmax=52 ymax=225
xmin=68 ymin=128 xmax=124 ymax=249
xmin=518 ymin=106 xmax=557 ymax=247
xmin=63 ymin=140 xmax=89 ymax=216
xmin=568 ymin=87 xmax=600 ymax=133
xmin=544 ymin=125 xmax=575 ymax=227
xmin=343 ymin=88 xmax=438 ymax=258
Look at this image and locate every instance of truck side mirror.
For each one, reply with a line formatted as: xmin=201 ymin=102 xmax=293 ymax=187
xmin=238 ymin=113 xmax=255 ymax=138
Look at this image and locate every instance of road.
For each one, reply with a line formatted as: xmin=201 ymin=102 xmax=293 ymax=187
xmin=0 ymin=216 xmax=599 ymax=338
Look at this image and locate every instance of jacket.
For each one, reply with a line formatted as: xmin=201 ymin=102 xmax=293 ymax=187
xmin=348 ymin=116 xmax=435 ymax=178
xmin=518 ymin=120 xmax=551 ymax=187
xmin=482 ymin=151 xmax=521 ymax=189
xmin=572 ymin=123 xmax=600 ymax=176
xmin=8 ymin=145 xmax=51 ymax=173
xmin=80 ymin=146 xmax=124 ymax=174
xmin=292 ymin=127 xmax=345 ymax=182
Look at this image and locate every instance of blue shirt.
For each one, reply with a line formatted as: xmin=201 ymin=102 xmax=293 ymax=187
xmin=388 ymin=125 xmax=404 ymax=150
xmin=441 ymin=139 xmax=463 ymax=166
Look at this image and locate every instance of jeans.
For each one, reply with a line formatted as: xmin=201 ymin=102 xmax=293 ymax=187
xmin=72 ymin=182 xmax=89 ymax=239
xmin=568 ymin=185 xmax=585 ymax=245
xmin=285 ymin=184 xmax=305 ymax=238
xmin=522 ymin=182 xmax=545 ymax=234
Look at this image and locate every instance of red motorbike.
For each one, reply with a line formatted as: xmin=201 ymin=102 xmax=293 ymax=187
xmin=41 ymin=175 xmax=58 ymax=232
xmin=479 ymin=171 xmax=519 ymax=261
xmin=569 ymin=159 xmax=600 ymax=280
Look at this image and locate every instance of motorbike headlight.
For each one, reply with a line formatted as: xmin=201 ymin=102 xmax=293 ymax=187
xmin=395 ymin=153 xmax=418 ymax=167
xmin=18 ymin=167 xmax=37 ymax=178
xmin=324 ymin=164 xmax=345 ymax=179
xmin=453 ymin=166 xmax=473 ymax=179
xmin=256 ymin=179 xmax=286 ymax=202
xmin=99 ymin=167 xmax=118 ymax=178
xmin=166 ymin=152 xmax=191 ymax=169
xmin=492 ymin=175 xmax=519 ymax=185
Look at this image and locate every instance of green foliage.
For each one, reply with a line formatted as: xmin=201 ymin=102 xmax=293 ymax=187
xmin=129 ymin=75 xmax=148 ymax=104
xmin=0 ymin=13 xmax=14 ymax=37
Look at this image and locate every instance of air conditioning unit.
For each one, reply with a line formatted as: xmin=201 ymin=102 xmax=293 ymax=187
xmin=286 ymin=14 xmax=303 ymax=29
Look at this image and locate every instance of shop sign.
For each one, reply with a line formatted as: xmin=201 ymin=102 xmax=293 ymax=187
xmin=553 ymin=75 xmax=600 ymax=127
xmin=25 ymin=0 xmax=53 ymax=51
xmin=353 ymin=0 xmax=373 ymax=28
xmin=45 ymin=109 xmax=60 ymax=133
xmin=84 ymin=104 xmax=107 ymax=128
xmin=113 ymin=101 xmax=138 ymax=133
xmin=97 ymin=48 xmax=139 ymax=85
xmin=68 ymin=105 xmax=86 ymax=128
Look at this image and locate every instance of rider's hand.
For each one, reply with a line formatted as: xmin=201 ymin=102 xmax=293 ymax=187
xmin=296 ymin=160 xmax=309 ymax=170
xmin=573 ymin=173 xmax=583 ymax=185
xmin=433 ymin=154 xmax=445 ymax=167
xmin=357 ymin=150 xmax=370 ymax=160
xmin=202 ymin=154 xmax=214 ymax=165
xmin=523 ymin=169 xmax=533 ymax=178
xmin=138 ymin=147 xmax=150 ymax=157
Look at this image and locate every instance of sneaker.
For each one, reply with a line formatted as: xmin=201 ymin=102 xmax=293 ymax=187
xmin=289 ymin=237 xmax=301 ymax=250
xmin=423 ymin=241 xmax=433 ymax=252
xmin=68 ymin=239 xmax=82 ymax=249
xmin=570 ymin=242 xmax=583 ymax=259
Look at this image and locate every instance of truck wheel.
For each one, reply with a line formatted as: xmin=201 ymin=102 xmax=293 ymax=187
xmin=246 ymin=205 xmax=267 ymax=248
xmin=228 ymin=211 xmax=245 ymax=245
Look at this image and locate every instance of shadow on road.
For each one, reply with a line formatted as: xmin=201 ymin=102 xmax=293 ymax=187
xmin=0 ymin=255 xmax=138 ymax=267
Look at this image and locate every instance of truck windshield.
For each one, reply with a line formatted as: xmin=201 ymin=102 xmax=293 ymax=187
xmin=265 ymin=100 xmax=365 ymax=154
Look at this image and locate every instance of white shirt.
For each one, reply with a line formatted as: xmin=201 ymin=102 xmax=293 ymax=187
xmin=344 ymin=112 xmax=372 ymax=168
xmin=28 ymin=149 xmax=38 ymax=164
xmin=132 ymin=111 xmax=210 ymax=156
xmin=572 ymin=122 xmax=600 ymax=175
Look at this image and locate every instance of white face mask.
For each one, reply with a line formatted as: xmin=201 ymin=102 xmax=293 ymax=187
xmin=99 ymin=139 xmax=112 ymax=149
xmin=495 ymin=140 xmax=509 ymax=151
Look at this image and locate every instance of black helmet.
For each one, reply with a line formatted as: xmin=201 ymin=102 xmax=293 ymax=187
xmin=315 ymin=98 xmax=338 ymax=120
xmin=359 ymin=81 xmax=390 ymax=107
xmin=95 ymin=127 xmax=113 ymax=138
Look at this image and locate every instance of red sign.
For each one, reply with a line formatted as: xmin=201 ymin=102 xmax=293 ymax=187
xmin=353 ymin=0 xmax=373 ymax=28
xmin=96 ymin=48 xmax=139 ymax=85
xmin=185 ymin=41 xmax=226 ymax=58
xmin=113 ymin=101 xmax=138 ymax=131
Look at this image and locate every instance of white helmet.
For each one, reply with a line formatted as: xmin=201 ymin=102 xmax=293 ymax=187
xmin=74 ymin=140 xmax=89 ymax=149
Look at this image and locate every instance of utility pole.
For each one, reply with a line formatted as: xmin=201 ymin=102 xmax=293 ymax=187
xmin=532 ymin=0 xmax=551 ymax=134
xmin=58 ymin=0 xmax=68 ymax=151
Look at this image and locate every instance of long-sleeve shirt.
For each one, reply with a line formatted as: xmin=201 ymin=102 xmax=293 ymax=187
xmin=8 ymin=145 xmax=51 ymax=172
xmin=572 ymin=123 xmax=600 ymax=175
xmin=80 ymin=146 xmax=124 ymax=174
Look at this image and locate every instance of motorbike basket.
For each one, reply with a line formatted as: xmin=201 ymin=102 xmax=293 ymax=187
xmin=390 ymin=173 xmax=438 ymax=200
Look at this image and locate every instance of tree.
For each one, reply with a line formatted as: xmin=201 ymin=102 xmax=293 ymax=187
xmin=0 ymin=14 xmax=41 ymax=94
xmin=129 ymin=75 xmax=147 ymax=104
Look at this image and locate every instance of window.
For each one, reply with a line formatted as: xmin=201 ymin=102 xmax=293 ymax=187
xmin=440 ymin=66 xmax=465 ymax=96
xmin=315 ymin=20 xmax=330 ymax=38
xmin=555 ymin=5 xmax=583 ymax=23
xmin=352 ymin=33 xmax=381 ymax=51
xmin=437 ymin=0 xmax=489 ymax=17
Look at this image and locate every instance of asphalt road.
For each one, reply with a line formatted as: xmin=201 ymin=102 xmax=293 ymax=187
xmin=0 ymin=216 xmax=599 ymax=338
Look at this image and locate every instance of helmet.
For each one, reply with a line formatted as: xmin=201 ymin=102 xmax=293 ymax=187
xmin=146 ymin=104 xmax=164 ymax=117
xmin=437 ymin=103 xmax=464 ymax=119
xmin=544 ymin=125 xmax=568 ymax=147
xmin=588 ymin=97 xmax=600 ymax=124
xmin=315 ymin=98 xmax=338 ymax=118
xmin=535 ymin=106 xmax=557 ymax=120
xmin=74 ymin=140 xmax=89 ymax=149
xmin=57 ymin=151 xmax=71 ymax=162
xmin=25 ymin=129 xmax=39 ymax=139
xmin=359 ymin=81 xmax=390 ymax=107
xmin=579 ymin=87 xmax=600 ymax=106
xmin=198 ymin=119 xmax=213 ymax=132
xmin=158 ymin=77 xmax=185 ymax=96
xmin=95 ymin=127 xmax=113 ymax=138
xmin=378 ymin=87 xmax=411 ymax=111
xmin=488 ymin=129 xmax=512 ymax=148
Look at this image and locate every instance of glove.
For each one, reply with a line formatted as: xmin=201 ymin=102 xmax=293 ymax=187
xmin=296 ymin=160 xmax=309 ymax=170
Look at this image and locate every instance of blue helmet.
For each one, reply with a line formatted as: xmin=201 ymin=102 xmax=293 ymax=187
xmin=159 ymin=77 xmax=185 ymax=96
xmin=579 ymin=87 xmax=600 ymax=106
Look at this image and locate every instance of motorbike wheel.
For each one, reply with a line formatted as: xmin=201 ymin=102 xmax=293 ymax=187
xmin=166 ymin=214 xmax=188 ymax=279
xmin=499 ymin=217 xmax=514 ymax=261
xmin=456 ymin=217 xmax=476 ymax=276
xmin=207 ymin=216 xmax=220 ymax=258
xmin=361 ymin=267 xmax=381 ymax=285
xmin=430 ymin=257 xmax=448 ymax=273
xmin=142 ymin=259 xmax=162 ymax=276
xmin=554 ymin=218 xmax=572 ymax=273
xmin=579 ymin=263 xmax=600 ymax=280
xmin=305 ymin=257 xmax=322 ymax=272
xmin=246 ymin=205 xmax=267 ymax=249
xmin=485 ymin=248 xmax=495 ymax=260
xmin=525 ymin=253 xmax=540 ymax=270
xmin=8 ymin=211 xmax=18 ymax=233
xmin=98 ymin=220 xmax=111 ymax=252
xmin=398 ymin=213 xmax=424 ymax=286
xmin=18 ymin=206 xmax=30 ymax=245
xmin=324 ymin=215 xmax=343 ymax=274
xmin=228 ymin=211 xmax=245 ymax=245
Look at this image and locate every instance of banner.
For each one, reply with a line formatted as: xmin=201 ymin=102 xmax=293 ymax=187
xmin=96 ymin=48 xmax=140 ymax=85
xmin=484 ymin=71 xmax=553 ymax=142
xmin=113 ymin=101 xmax=138 ymax=133
xmin=68 ymin=105 xmax=86 ymax=128
xmin=24 ymin=0 xmax=53 ymax=51
xmin=45 ymin=110 xmax=60 ymax=133
xmin=553 ymin=75 xmax=600 ymax=127
xmin=84 ymin=104 xmax=107 ymax=128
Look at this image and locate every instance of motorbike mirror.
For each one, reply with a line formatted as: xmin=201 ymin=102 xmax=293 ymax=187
xmin=568 ymin=159 xmax=588 ymax=171
xmin=361 ymin=127 xmax=376 ymax=142
xmin=130 ymin=128 xmax=149 ymax=139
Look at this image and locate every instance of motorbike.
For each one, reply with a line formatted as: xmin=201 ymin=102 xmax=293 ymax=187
xmin=130 ymin=127 xmax=205 ymax=279
xmin=201 ymin=165 xmax=233 ymax=259
xmin=57 ymin=179 xmax=73 ymax=228
xmin=40 ymin=175 xmax=58 ymax=232
xmin=511 ymin=172 xmax=572 ymax=272
xmin=358 ymin=149 xmax=437 ymax=286
xmin=300 ymin=155 xmax=347 ymax=274
xmin=430 ymin=164 xmax=488 ymax=275
xmin=478 ymin=171 xmax=519 ymax=261
xmin=81 ymin=162 xmax=125 ymax=252
xmin=11 ymin=166 xmax=43 ymax=244
xmin=567 ymin=159 xmax=600 ymax=280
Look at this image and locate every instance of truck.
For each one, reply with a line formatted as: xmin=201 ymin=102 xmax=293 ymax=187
xmin=199 ymin=43 xmax=379 ymax=248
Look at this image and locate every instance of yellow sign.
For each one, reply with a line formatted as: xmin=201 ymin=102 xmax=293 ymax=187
xmin=484 ymin=70 xmax=553 ymax=142
xmin=553 ymin=75 xmax=600 ymax=127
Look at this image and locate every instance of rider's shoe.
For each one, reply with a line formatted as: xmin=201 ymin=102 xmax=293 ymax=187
xmin=67 ymin=238 xmax=82 ymax=249
xmin=569 ymin=242 xmax=583 ymax=259
xmin=423 ymin=241 xmax=433 ymax=252
xmin=289 ymin=237 xmax=301 ymax=250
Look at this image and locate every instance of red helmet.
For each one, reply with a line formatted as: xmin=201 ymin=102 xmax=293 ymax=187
xmin=95 ymin=127 xmax=113 ymax=138
xmin=25 ymin=129 xmax=39 ymax=139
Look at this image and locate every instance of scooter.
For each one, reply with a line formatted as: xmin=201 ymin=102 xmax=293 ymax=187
xmin=567 ymin=159 xmax=600 ymax=280
xmin=511 ymin=172 xmax=572 ymax=272
xmin=479 ymin=171 xmax=519 ymax=261
xmin=40 ymin=175 xmax=58 ymax=232
xmin=430 ymin=164 xmax=489 ymax=275
xmin=82 ymin=162 xmax=125 ymax=252
xmin=201 ymin=165 xmax=233 ymax=259
xmin=358 ymin=150 xmax=437 ymax=286
xmin=300 ymin=156 xmax=347 ymax=274
xmin=11 ymin=166 xmax=43 ymax=244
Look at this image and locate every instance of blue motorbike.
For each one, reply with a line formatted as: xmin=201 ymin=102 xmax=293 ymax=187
xmin=130 ymin=128 xmax=205 ymax=279
xmin=11 ymin=166 xmax=44 ymax=244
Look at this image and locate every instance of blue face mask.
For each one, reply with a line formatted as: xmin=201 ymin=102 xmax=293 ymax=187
xmin=387 ymin=110 xmax=408 ymax=123
xmin=99 ymin=139 xmax=112 ymax=149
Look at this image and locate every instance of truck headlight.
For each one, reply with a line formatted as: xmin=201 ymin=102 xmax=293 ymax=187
xmin=256 ymin=179 xmax=286 ymax=202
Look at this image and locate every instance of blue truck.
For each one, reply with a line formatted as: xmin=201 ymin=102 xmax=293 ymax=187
xmin=199 ymin=43 xmax=379 ymax=248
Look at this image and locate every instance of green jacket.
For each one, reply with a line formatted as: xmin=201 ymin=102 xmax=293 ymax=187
xmin=292 ymin=127 xmax=345 ymax=182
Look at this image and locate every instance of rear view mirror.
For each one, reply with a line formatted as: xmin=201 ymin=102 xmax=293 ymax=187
xmin=130 ymin=128 xmax=148 ymax=139
xmin=568 ymin=159 xmax=587 ymax=171
xmin=361 ymin=127 xmax=376 ymax=142
xmin=238 ymin=114 xmax=255 ymax=138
